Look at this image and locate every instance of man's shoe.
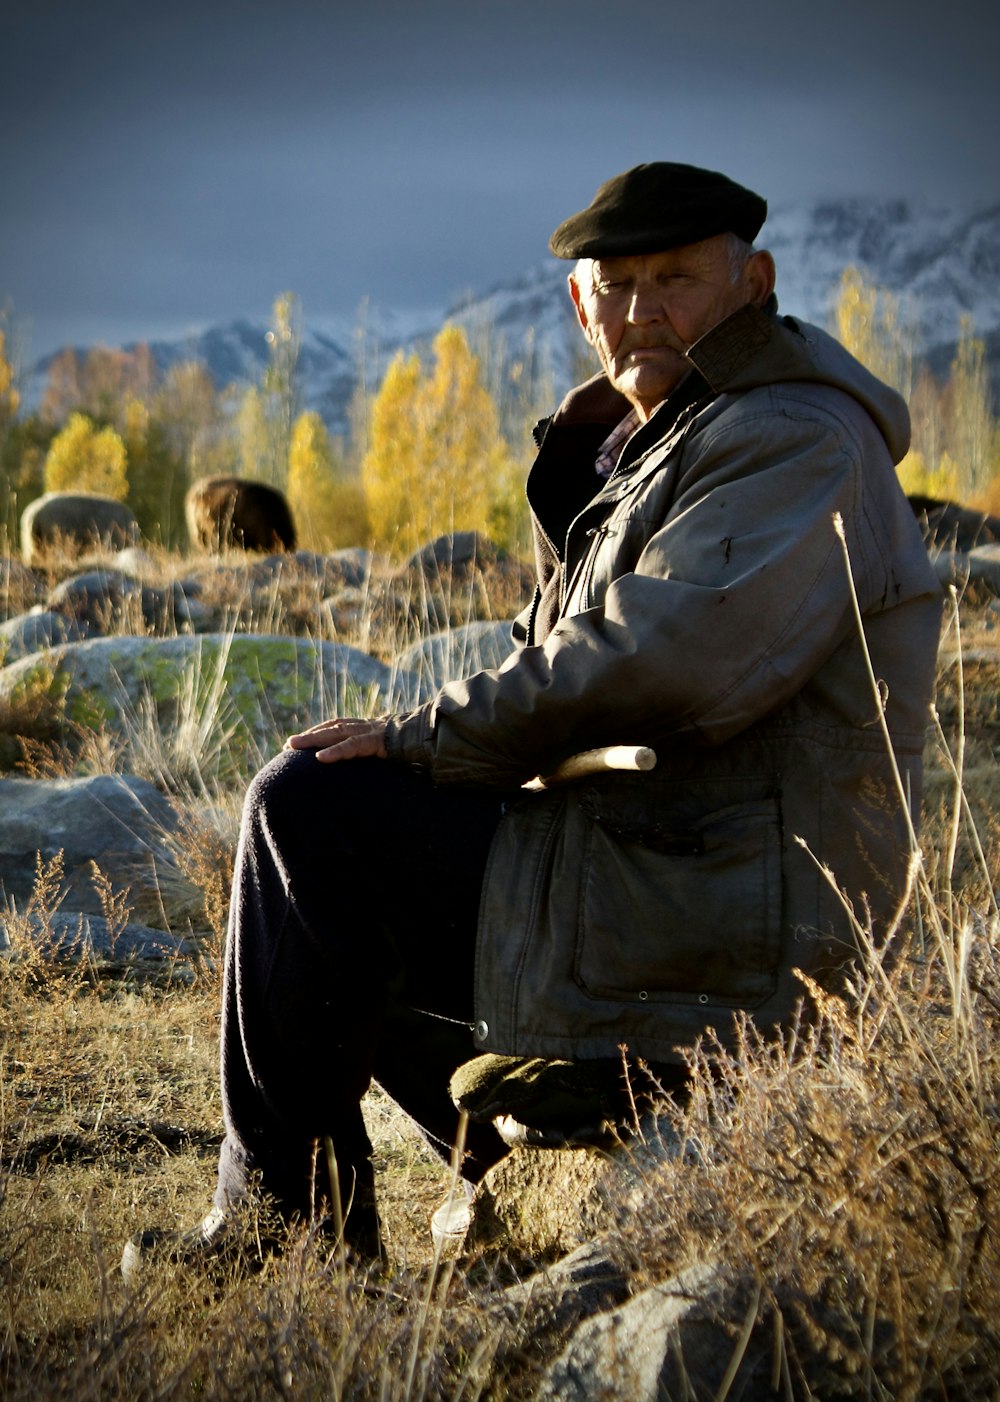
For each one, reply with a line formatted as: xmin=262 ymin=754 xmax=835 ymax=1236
xmin=120 ymin=1203 xmax=282 ymax=1286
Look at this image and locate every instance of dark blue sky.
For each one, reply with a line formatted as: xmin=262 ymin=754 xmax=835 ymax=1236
xmin=2 ymin=0 xmax=998 ymax=360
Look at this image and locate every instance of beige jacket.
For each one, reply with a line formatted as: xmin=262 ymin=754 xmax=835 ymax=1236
xmin=386 ymin=305 xmax=942 ymax=1064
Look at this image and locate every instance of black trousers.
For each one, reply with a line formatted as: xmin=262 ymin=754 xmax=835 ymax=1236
xmin=214 ymin=748 xmax=515 ymax=1246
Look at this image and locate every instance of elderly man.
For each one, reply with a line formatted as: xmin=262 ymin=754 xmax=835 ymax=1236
xmin=124 ymin=163 xmax=941 ymax=1275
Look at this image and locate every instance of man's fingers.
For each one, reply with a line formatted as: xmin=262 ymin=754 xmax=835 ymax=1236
xmin=286 ymin=717 xmax=388 ymax=763
xmin=287 ymin=718 xmax=368 ymax=749
xmin=314 ymin=729 xmax=387 ymax=764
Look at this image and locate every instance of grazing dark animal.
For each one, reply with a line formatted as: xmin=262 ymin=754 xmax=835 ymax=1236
xmin=185 ymin=476 xmax=297 ymax=554
xmin=21 ymin=492 xmax=140 ymax=565
xmin=906 ymin=494 xmax=1000 ymax=554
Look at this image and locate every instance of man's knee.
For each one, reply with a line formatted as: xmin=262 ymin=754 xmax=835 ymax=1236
xmin=241 ymin=748 xmax=419 ymax=851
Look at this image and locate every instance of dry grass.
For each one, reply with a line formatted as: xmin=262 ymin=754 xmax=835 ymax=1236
xmin=2 ymin=547 xmax=1000 ymax=1395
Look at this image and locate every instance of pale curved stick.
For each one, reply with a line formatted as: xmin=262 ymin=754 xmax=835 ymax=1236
xmin=525 ymin=744 xmax=657 ymax=790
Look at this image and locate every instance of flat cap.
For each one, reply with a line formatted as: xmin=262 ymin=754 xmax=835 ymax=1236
xmin=549 ymin=162 xmax=767 ymax=259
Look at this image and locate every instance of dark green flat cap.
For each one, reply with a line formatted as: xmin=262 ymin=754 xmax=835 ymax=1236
xmin=549 ymin=162 xmax=767 ymax=259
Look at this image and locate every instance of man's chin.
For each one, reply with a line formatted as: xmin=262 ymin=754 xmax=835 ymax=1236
xmin=615 ymin=361 xmax=685 ymax=408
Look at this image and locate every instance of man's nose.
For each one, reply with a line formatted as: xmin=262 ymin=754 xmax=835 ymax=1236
xmin=627 ymin=283 xmax=667 ymax=324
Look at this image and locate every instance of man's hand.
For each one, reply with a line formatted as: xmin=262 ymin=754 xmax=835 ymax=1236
xmin=286 ymin=717 xmax=388 ymax=763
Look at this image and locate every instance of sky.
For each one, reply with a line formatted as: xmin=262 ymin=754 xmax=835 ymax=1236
xmin=2 ymin=0 xmax=998 ymax=363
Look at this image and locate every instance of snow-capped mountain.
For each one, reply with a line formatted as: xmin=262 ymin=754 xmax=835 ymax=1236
xmin=25 ymin=197 xmax=1000 ymax=432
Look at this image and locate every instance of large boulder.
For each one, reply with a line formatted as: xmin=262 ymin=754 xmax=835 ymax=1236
xmin=0 ymin=633 xmax=418 ymax=761
xmin=20 ymin=493 xmax=140 ymax=566
xmin=0 ymin=773 xmax=183 ymax=916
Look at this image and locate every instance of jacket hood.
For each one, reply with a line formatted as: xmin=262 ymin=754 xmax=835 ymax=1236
xmin=687 ymin=304 xmax=912 ymax=463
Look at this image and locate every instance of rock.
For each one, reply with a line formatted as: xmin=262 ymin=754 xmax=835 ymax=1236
xmin=400 ymin=531 xmax=498 ymax=578
xmin=21 ymin=492 xmax=140 ymax=566
xmin=908 ymin=495 xmax=1000 ymax=553
xmin=932 ymin=545 xmax=1000 ymax=597
xmin=44 ymin=569 xmax=191 ymax=637
xmin=46 ymin=569 xmax=143 ymax=633
xmin=467 ymin=1146 xmax=622 ymax=1265
xmin=0 ymin=634 xmax=419 ymax=760
xmin=0 ymin=773 xmax=183 ymax=916
xmin=245 ymin=553 xmax=296 ymax=588
xmin=0 ymin=910 xmax=192 ymax=964
xmin=0 ymin=610 xmax=83 ymax=665
xmin=466 ymin=1112 xmax=690 ymax=1266
xmin=930 ymin=549 xmax=967 ymax=587
xmin=327 ymin=547 xmax=373 ymax=589
xmin=113 ymin=545 xmax=160 ymax=576
xmin=967 ymin=544 xmax=1000 ymax=594
xmin=394 ymin=620 xmax=516 ymax=696
xmin=139 ymin=582 xmax=193 ymax=632
xmin=535 ymin=1258 xmax=759 ymax=1402
xmin=0 ymin=557 xmax=44 ymax=614
xmin=503 ymin=1236 xmax=633 ymax=1324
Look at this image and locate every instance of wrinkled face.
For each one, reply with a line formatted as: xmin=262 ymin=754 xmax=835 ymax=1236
xmin=569 ymin=235 xmax=773 ymax=420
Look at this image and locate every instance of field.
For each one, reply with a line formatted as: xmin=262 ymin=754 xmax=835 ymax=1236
xmin=1 ymin=542 xmax=1000 ymax=1399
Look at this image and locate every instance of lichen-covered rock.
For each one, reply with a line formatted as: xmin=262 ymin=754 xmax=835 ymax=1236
xmin=0 ymin=633 xmax=419 ymax=757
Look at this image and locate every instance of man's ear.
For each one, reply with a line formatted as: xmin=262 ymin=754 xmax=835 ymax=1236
xmin=745 ymin=249 xmax=776 ymax=307
xmin=568 ymin=272 xmax=593 ymax=341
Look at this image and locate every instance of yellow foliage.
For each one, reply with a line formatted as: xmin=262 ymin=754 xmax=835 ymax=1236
xmin=835 ymin=266 xmax=911 ymax=395
xmin=361 ymin=325 xmax=522 ymax=557
xmin=287 ymin=410 xmax=369 ymax=549
xmin=895 ymin=449 xmax=958 ymax=501
xmin=947 ymin=317 xmax=996 ymax=500
xmin=837 ymin=270 xmax=999 ymax=506
xmin=0 ymin=332 xmax=19 ymax=420
xmin=43 ymin=412 xmax=128 ymax=500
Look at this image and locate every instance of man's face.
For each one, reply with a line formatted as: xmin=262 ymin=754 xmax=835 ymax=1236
xmin=568 ymin=235 xmax=773 ymax=421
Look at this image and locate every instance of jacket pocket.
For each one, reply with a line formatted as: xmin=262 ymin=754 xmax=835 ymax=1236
xmin=573 ymin=797 xmax=782 ymax=1007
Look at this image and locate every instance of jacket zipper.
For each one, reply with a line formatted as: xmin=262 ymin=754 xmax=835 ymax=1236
xmin=561 ymin=523 xmax=615 ymax=612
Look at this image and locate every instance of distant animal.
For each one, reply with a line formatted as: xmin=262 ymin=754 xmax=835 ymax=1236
xmin=185 ymin=477 xmax=297 ymax=554
xmin=906 ymin=494 xmax=1000 ymax=554
xmin=20 ymin=492 xmax=140 ymax=566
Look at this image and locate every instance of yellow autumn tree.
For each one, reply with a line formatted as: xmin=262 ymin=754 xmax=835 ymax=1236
xmin=835 ymin=266 xmax=912 ymax=398
xmin=0 ymin=332 xmax=19 ymax=424
xmin=834 ymin=267 xmax=999 ymax=503
xmin=361 ymin=324 xmax=521 ymax=557
xmin=287 ymin=409 xmax=369 ymax=549
xmin=44 ymin=411 xmax=128 ymax=499
xmin=945 ymin=316 xmax=997 ymax=500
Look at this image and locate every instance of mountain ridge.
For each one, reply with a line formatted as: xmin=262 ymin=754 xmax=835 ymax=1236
xmin=24 ymin=197 xmax=1000 ymax=432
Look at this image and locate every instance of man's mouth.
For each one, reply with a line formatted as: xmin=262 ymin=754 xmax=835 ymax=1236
xmin=623 ymin=343 xmax=679 ymax=361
